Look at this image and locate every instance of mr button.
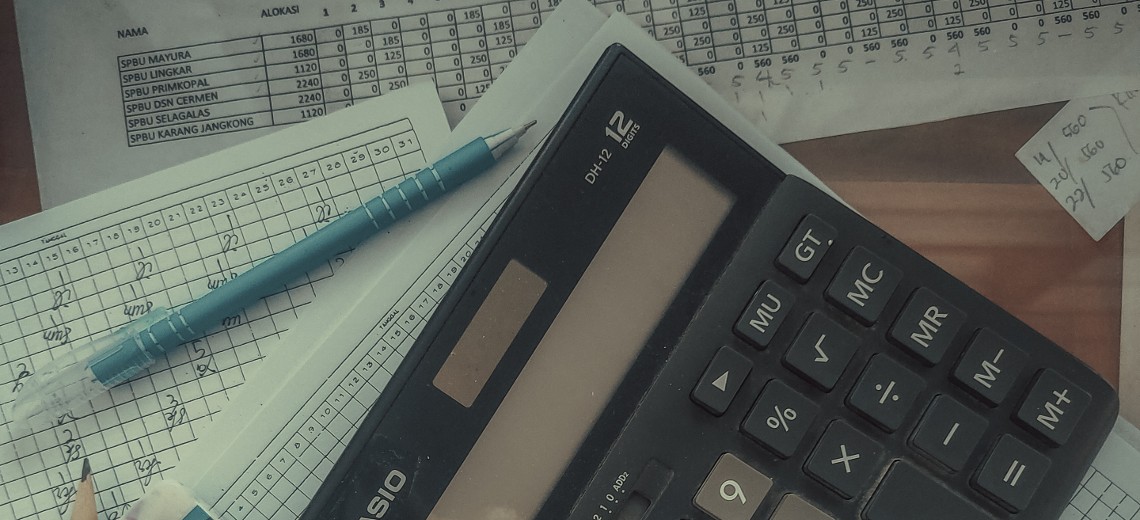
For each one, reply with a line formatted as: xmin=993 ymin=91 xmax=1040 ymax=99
xmin=1015 ymin=369 xmax=1091 ymax=445
xmin=776 ymin=215 xmax=837 ymax=282
xmin=826 ymin=247 xmax=901 ymax=325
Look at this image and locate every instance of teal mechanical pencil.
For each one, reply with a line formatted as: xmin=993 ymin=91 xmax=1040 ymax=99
xmin=13 ymin=121 xmax=537 ymax=423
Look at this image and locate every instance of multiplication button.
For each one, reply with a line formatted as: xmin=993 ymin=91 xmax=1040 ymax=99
xmin=742 ymin=380 xmax=820 ymax=458
xmin=805 ymin=421 xmax=884 ymax=499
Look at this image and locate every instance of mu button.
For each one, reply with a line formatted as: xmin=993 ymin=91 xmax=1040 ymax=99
xmin=692 ymin=346 xmax=753 ymax=416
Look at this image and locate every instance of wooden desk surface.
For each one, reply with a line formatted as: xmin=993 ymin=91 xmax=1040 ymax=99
xmin=0 ymin=0 xmax=1120 ymax=387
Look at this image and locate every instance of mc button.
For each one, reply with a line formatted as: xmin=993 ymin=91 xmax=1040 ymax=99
xmin=826 ymin=247 xmax=901 ymax=325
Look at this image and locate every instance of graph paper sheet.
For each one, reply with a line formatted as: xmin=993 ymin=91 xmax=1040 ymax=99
xmin=0 ymin=83 xmax=451 ymax=520
xmin=1063 ymin=418 xmax=1140 ymax=520
xmin=16 ymin=0 xmax=1140 ymax=207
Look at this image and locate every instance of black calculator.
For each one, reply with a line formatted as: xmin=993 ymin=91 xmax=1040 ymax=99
xmin=305 ymin=44 xmax=1118 ymax=520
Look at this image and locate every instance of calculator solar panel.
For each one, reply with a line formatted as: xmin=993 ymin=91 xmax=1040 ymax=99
xmin=306 ymin=45 xmax=1118 ymax=520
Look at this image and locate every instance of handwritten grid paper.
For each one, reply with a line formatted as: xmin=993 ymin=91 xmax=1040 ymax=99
xmin=0 ymin=86 xmax=449 ymax=520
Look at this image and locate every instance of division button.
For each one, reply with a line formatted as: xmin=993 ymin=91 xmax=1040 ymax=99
xmin=783 ymin=313 xmax=860 ymax=391
xmin=742 ymin=380 xmax=821 ymax=458
xmin=888 ymin=288 xmax=965 ymax=365
xmin=973 ymin=435 xmax=1050 ymax=512
xmin=776 ymin=214 xmax=837 ymax=283
xmin=910 ymin=395 xmax=988 ymax=472
xmin=865 ymin=462 xmax=992 ymax=520
xmin=847 ymin=355 xmax=925 ymax=432
xmin=1014 ymin=369 xmax=1091 ymax=446
xmin=805 ymin=420 xmax=884 ymax=499
xmin=952 ymin=329 xmax=1027 ymax=406
xmin=772 ymin=494 xmax=834 ymax=519
xmin=693 ymin=453 xmax=772 ymax=520
xmin=825 ymin=247 xmax=901 ymax=325
xmin=691 ymin=346 xmax=753 ymax=416
xmin=734 ymin=280 xmax=795 ymax=349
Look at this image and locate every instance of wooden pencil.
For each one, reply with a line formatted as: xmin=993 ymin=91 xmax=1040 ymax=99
xmin=70 ymin=458 xmax=96 ymax=520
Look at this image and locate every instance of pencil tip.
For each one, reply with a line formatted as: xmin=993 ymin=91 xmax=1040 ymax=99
xmin=81 ymin=458 xmax=91 ymax=480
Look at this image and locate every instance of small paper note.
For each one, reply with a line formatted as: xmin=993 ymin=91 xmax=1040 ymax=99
xmin=1017 ymin=90 xmax=1140 ymax=241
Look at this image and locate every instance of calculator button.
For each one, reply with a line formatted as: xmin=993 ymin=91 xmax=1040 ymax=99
xmin=783 ymin=313 xmax=859 ymax=391
xmin=1014 ymin=369 xmax=1091 ymax=446
xmin=910 ymin=395 xmax=988 ymax=472
xmin=691 ymin=346 xmax=752 ymax=416
xmin=951 ymin=329 xmax=1028 ymax=406
xmin=776 ymin=215 xmax=837 ymax=283
xmin=888 ymin=288 xmax=965 ymax=365
xmin=772 ymin=494 xmax=833 ymax=519
xmin=847 ymin=355 xmax=925 ymax=432
xmin=973 ymin=435 xmax=1050 ymax=512
xmin=865 ymin=462 xmax=991 ymax=520
xmin=805 ymin=420 xmax=885 ymax=499
xmin=825 ymin=247 xmax=901 ymax=325
xmin=742 ymin=380 xmax=820 ymax=458
xmin=693 ymin=453 xmax=772 ymax=520
xmin=734 ymin=281 xmax=795 ymax=349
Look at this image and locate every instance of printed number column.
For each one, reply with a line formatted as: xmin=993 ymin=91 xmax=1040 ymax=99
xmin=989 ymin=0 xmax=1019 ymax=23
xmin=795 ymin=0 xmax=828 ymax=47
xmin=904 ymin=0 xmax=938 ymax=33
xmin=709 ymin=0 xmax=744 ymax=61
xmin=429 ymin=11 xmax=465 ymax=107
xmin=961 ymin=0 xmax=994 ymax=28
xmin=315 ymin=26 xmax=352 ymax=113
xmin=344 ymin=22 xmax=383 ymax=106
xmin=651 ymin=0 xmax=687 ymax=61
xmin=877 ymin=0 xmax=911 ymax=36
xmin=680 ymin=0 xmax=717 ymax=65
xmin=1014 ymin=0 xmax=1044 ymax=27
xmin=766 ymin=0 xmax=802 ymax=53
xmin=932 ymin=0 xmax=966 ymax=29
xmin=738 ymin=0 xmax=775 ymax=57
xmin=396 ymin=15 xmax=432 ymax=94
xmin=458 ymin=7 xmax=492 ymax=111
xmin=821 ymin=0 xmax=856 ymax=45
xmin=848 ymin=0 xmax=883 ymax=41
xmin=485 ymin=3 xmax=519 ymax=84
xmin=374 ymin=18 xmax=408 ymax=95
xmin=263 ymin=30 xmax=326 ymax=124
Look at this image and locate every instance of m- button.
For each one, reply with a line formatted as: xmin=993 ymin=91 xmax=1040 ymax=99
xmin=1015 ymin=369 xmax=1091 ymax=445
xmin=952 ymin=329 xmax=1027 ymax=406
xmin=888 ymin=288 xmax=965 ymax=365
xmin=776 ymin=215 xmax=837 ymax=282
xmin=825 ymin=247 xmax=901 ymax=325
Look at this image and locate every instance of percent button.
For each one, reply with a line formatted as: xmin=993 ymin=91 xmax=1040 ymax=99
xmin=743 ymin=379 xmax=821 ymax=458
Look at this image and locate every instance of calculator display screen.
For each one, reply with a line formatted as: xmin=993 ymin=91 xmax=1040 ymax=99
xmin=427 ymin=147 xmax=735 ymax=519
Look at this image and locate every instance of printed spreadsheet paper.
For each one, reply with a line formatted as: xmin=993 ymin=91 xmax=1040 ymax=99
xmin=15 ymin=0 xmax=1140 ymax=207
xmin=1062 ymin=418 xmax=1140 ymax=520
xmin=0 ymin=84 xmax=451 ymax=520
xmin=169 ymin=6 xmax=846 ymax=519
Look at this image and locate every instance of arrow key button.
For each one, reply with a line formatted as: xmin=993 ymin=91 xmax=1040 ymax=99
xmin=693 ymin=346 xmax=753 ymax=416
